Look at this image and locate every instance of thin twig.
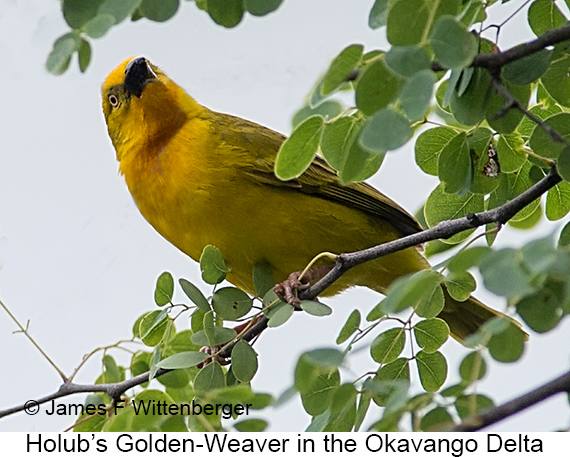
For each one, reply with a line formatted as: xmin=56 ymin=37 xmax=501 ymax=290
xmin=451 ymin=369 xmax=570 ymax=431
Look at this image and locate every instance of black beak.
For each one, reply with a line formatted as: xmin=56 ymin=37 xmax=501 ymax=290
xmin=124 ymin=57 xmax=156 ymax=98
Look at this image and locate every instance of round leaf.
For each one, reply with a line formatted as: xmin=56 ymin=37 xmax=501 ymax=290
xmin=179 ymin=278 xmax=210 ymax=311
xmin=415 ymin=350 xmax=448 ymax=392
xmin=200 ymin=245 xmax=227 ymax=284
xmin=154 ymin=271 xmax=174 ymax=306
xmin=360 ymin=108 xmax=412 ymax=152
xmin=194 ymin=362 xmax=226 ymax=394
xmin=459 ymin=351 xmax=486 ymax=383
xmin=212 ymin=287 xmax=253 ymax=320
xmin=231 ymin=340 xmax=258 ymax=383
xmin=336 ymin=310 xmax=361 ymax=344
xmin=275 ymin=115 xmax=324 ymax=180
xmin=431 ymin=16 xmax=478 ymax=70
xmin=370 ymin=328 xmax=406 ymax=364
xmin=413 ymin=318 xmax=449 ymax=352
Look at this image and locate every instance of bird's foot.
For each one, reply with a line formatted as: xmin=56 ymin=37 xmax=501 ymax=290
xmin=197 ymin=345 xmax=229 ymax=368
xmin=274 ymin=264 xmax=334 ymax=308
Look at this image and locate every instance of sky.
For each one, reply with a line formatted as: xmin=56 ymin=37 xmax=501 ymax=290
xmin=0 ymin=0 xmax=569 ymax=432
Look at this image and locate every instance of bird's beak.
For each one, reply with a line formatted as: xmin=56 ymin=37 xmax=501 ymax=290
xmin=124 ymin=56 xmax=157 ymax=98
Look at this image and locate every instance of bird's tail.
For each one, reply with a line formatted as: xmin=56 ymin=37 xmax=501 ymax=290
xmin=438 ymin=289 xmax=527 ymax=343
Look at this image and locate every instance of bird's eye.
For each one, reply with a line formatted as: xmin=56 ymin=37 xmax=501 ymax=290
xmin=108 ymin=94 xmax=120 ymax=108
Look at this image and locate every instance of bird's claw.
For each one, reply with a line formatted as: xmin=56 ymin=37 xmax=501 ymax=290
xmin=274 ymin=271 xmax=311 ymax=309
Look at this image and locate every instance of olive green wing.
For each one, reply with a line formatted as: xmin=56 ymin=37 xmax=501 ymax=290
xmin=214 ymin=112 xmax=423 ymax=237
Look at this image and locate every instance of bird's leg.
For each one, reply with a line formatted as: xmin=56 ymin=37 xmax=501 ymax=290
xmin=274 ymin=264 xmax=334 ymax=307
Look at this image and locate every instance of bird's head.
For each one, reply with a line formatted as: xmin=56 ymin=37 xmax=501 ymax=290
xmin=102 ymin=57 xmax=200 ymax=160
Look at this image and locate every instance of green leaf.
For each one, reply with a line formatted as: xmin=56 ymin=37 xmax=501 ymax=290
xmin=413 ymin=318 xmax=449 ymax=352
xmin=293 ymin=100 xmax=343 ymax=126
xmin=83 ymin=14 xmax=115 ymax=38
xmin=385 ymin=46 xmax=431 ymax=77
xmin=231 ymin=340 xmax=258 ymax=383
xmin=77 ymin=39 xmax=91 ymax=73
xmin=179 ymin=278 xmax=210 ymax=311
xmin=275 ymin=115 xmax=324 ymax=180
xmin=516 ymin=280 xmax=564 ymax=333
xmin=546 ymin=181 xmax=570 ymax=221
xmin=420 ymin=406 xmax=453 ymax=431
xmin=370 ymin=327 xmax=406 ymax=364
xmin=234 ymin=419 xmax=268 ymax=432
xmin=304 ymin=348 xmax=344 ymax=369
xmin=527 ymin=0 xmax=566 ymax=37
xmin=154 ymin=271 xmax=174 ymax=306
xmin=157 ymin=351 xmax=209 ymax=369
xmin=252 ymin=263 xmax=275 ymax=298
xmin=486 ymin=82 xmax=530 ymax=134
xmin=212 ymin=287 xmax=252 ymax=320
xmin=355 ymin=59 xmax=404 ymax=116
xmin=431 ymin=16 xmax=478 ymax=70
xmin=306 ymin=411 xmax=332 ymax=432
xmin=455 ymin=394 xmax=494 ymax=419
xmin=190 ymin=327 xmax=237 ymax=346
xmin=194 ymin=362 xmax=226 ymax=394
xmin=339 ymin=135 xmax=385 ymax=184
xmin=387 ymin=0 xmax=430 ymax=46
xmin=323 ymin=384 xmax=357 ymax=432
xmin=502 ymin=49 xmax=550 ymax=85
xmin=400 ymin=70 xmax=436 ymax=121
xmin=438 ymin=132 xmax=472 ymax=194
xmin=558 ymin=146 xmax=570 ymax=183
xmin=368 ymin=0 xmax=390 ymax=29
xmin=295 ymin=351 xmax=339 ymax=392
xmin=266 ymin=303 xmax=295 ymax=327
xmin=321 ymin=44 xmax=363 ymax=95
xmin=139 ymin=310 xmax=169 ymax=346
xmin=244 ymin=0 xmax=282 ymax=16
xmin=415 ymin=350 xmax=448 ymax=392
xmin=63 ymin=0 xmax=104 ymax=28
xmin=359 ymin=108 xmax=412 ymax=152
xmin=479 ymin=249 xmax=535 ymax=299
xmin=415 ymin=126 xmax=458 ymax=176
xmin=300 ymin=371 xmax=340 ymax=416
xmin=336 ymin=310 xmax=361 ymax=344
xmin=139 ymin=0 xmax=179 ymax=22
xmin=449 ymin=67 xmax=492 ymax=126
xmin=200 ymin=245 xmax=227 ymax=284
xmin=447 ymin=246 xmax=491 ymax=272
xmin=100 ymin=0 xmax=142 ymax=23
xmin=371 ymin=358 xmax=410 ymax=407
xmin=529 ymin=113 xmax=570 ymax=159
xmin=445 ymin=271 xmax=476 ymax=302
xmin=542 ymin=49 xmax=570 ymax=108
xmin=354 ymin=389 xmax=372 ymax=431
xmin=424 ymin=184 xmax=484 ymax=244
xmin=416 ymin=285 xmax=445 ymax=318
xmin=488 ymin=161 xmax=540 ymax=222
xmin=496 ymin=134 xmax=526 ymax=173
xmin=519 ymin=103 xmax=562 ymax=138
xmin=488 ymin=322 xmax=526 ymax=363
xmin=382 ymin=269 xmax=443 ymax=314
xmin=46 ymin=33 xmax=81 ymax=75
xmin=321 ymin=116 xmax=359 ymax=171
xmin=300 ymin=300 xmax=332 ymax=316
xmin=459 ymin=351 xmax=486 ymax=383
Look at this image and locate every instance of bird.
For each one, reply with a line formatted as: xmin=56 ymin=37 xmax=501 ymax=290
xmin=101 ymin=56 xmax=514 ymax=343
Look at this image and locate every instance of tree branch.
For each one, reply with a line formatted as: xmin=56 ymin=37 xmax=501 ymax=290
xmin=451 ymin=369 xmax=570 ymax=431
xmin=431 ymin=22 xmax=570 ymax=73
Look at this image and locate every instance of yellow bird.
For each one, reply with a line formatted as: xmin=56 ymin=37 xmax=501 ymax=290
xmin=102 ymin=56 xmax=508 ymax=342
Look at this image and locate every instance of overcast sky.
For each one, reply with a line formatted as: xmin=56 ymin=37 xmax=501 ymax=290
xmin=1 ymin=0 xmax=569 ymax=432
